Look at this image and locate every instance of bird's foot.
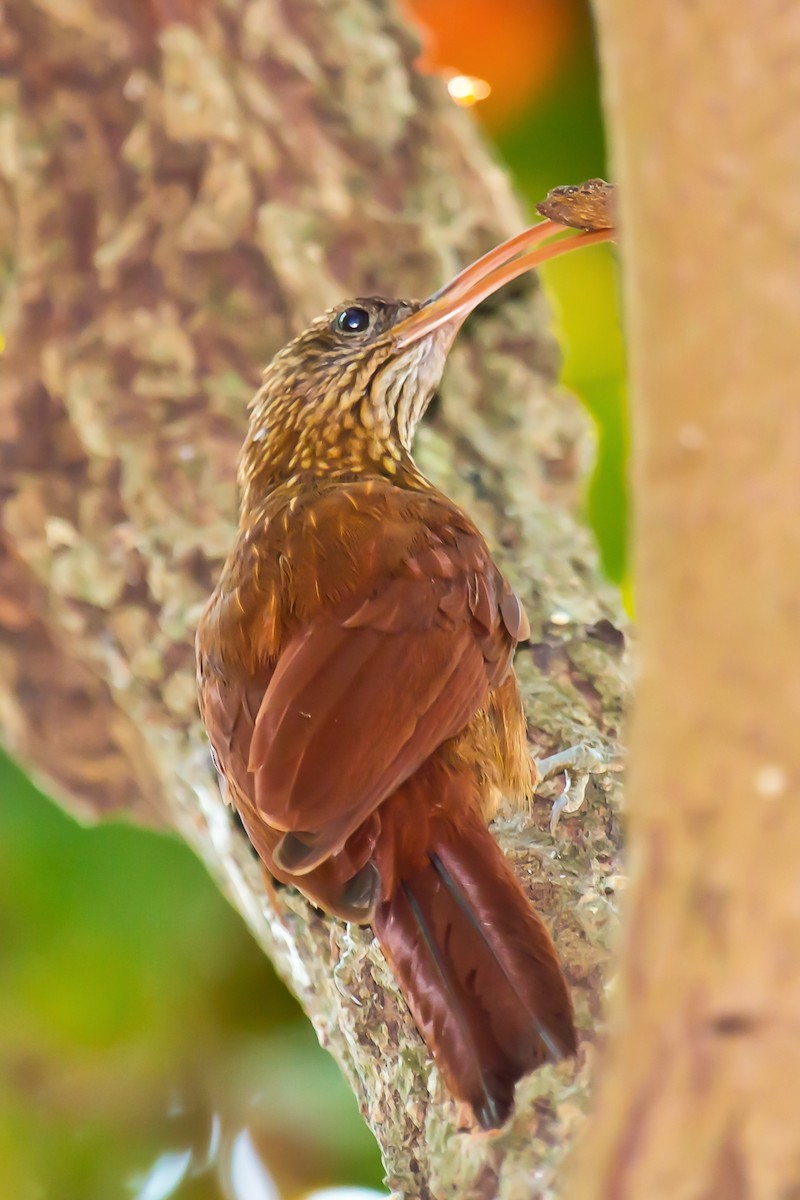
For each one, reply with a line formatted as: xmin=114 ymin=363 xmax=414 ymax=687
xmin=533 ymin=743 xmax=619 ymax=834
xmin=332 ymin=923 xmax=365 ymax=1007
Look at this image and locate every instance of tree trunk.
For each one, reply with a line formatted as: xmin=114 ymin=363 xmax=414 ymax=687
xmin=568 ymin=3 xmax=800 ymax=1196
xmin=0 ymin=2 xmax=625 ymax=1195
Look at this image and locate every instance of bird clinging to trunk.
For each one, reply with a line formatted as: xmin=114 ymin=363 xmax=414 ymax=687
xmin=196 ymin=202 xmax=613 ymax=1129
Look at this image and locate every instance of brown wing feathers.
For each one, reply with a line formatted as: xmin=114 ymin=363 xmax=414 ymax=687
xmin=197 ymin=484 xmax=576 ymax=1125
xmin=249 ymin=614 xmax=489 ymax=871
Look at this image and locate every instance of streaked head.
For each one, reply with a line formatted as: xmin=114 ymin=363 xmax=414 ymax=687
xmin=241 ymin=219 xmax=613 ymax=497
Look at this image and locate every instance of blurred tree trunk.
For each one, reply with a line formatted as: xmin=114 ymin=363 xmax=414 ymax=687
xmin=568 ymin=3 xmax=800 ymax=1197
xmin=0 ymin=1 xmax=625 ymax=1196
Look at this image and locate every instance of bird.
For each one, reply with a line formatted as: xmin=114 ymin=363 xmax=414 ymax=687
xmin=196 ymin=214 xmax=611 ymax=1129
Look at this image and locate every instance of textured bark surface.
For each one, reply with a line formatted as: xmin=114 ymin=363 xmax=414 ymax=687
xmin=0 ymin=2 xmax=626 ymax=1195
xmin=568 ymin=3 xmax=800 ymax=1197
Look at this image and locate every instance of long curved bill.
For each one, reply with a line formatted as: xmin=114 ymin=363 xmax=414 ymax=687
xmin=391 ymin=218 xmax=614 ymax=349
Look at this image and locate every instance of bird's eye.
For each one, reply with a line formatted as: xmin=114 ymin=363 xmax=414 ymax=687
xmin=335 ymin=306 xmax=371 ymax=334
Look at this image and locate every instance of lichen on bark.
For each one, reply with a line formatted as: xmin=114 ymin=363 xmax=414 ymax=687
xmin=0 ymin=2 xmax=626 ymax=1195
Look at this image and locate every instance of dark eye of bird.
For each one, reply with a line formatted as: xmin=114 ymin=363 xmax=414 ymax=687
xmin=335 ymin=306 xmax=371 ymax=334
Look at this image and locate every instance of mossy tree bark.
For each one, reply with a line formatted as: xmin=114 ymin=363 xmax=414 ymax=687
xmin=568 ymin=3 xmax=800 ymax=1196
xmin=0 ymin=2 xmax=625 ymax=1196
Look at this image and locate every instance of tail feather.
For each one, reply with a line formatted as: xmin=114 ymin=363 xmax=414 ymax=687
xmin=373 ymin=806 xmax=576 ymax=1128
xmin=397 ymin=877 xmax=504 ymax=1127
xmin=429 ymin=850 xmax=565 ymax=1064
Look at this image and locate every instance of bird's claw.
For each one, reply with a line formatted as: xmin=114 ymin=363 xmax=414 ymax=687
xmin=332 ymin=924 xmax=364 ymax=1007
xmin=533 ymin=743 xmax=617 ymax=834
xmin=547 ymin=770 xmax=591 ymax=835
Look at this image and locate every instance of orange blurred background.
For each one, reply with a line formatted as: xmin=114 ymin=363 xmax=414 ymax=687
xmin=406 ymin=0 xmax=576 ymax=127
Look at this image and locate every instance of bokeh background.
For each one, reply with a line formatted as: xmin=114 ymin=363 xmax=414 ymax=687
xmin=0 ymin=2 xmax=623 ymax=1197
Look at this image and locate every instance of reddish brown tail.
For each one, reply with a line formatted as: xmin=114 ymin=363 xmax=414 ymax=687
xmin=372 ymin=805 xmax=576 ymax=1129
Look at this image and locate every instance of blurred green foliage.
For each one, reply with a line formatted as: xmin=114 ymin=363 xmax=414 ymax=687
xmin=0 ymin=5 xmax=623 ymax=1197
xmin=0 ymin=756 xmax=381 ymax=1199
xmin=494 ymin=17 xmax=627 ymax=582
